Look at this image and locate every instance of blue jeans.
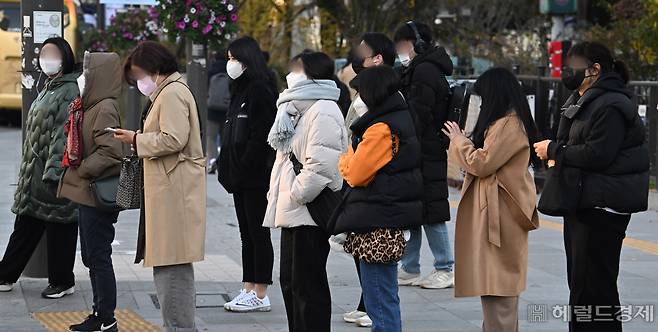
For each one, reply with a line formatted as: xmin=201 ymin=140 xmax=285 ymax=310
xmin=400 ymin=222 xmax=454 ymax=274
xmin=359 ymin=260 xmax=401 ymax=332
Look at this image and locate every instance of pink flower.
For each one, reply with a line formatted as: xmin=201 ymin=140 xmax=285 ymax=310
xmin=230 ymin=14 xmax=238 ymax=22
xmin=202 ymin=25 xmax=213 ymax=35
xmin=192 ymin=20 xmax=199 ymax=28
xmin=176 ymin=21 xmax=186 ymax=30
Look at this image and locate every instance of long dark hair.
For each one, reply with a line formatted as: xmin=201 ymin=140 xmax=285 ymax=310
xmin=227 ymin=36 xmax=271 ymax=82
xmin=567 ymin=41 xmax=630 ymax=84
xmin=471 ymin=67 xmax=540 ymax=167
xmin=40 ymin=37 xmax=77 ymax=74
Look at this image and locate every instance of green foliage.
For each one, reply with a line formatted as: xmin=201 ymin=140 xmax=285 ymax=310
xmin=586 ymin=0 xmax=658 ymax=80
xmin=106 ymin=8 xmax=159 ymax=54
xmin=81 ymin=8 xmax=159 ymax=55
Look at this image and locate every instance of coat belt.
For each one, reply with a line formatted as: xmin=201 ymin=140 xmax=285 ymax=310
xmin=478 ymin=175 xmax=501 ymax=247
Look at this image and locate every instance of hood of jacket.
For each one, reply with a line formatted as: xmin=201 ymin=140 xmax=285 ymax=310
xmin=408 ymin=46 xmax=453 ymax=76
xmin=81 ymin=52 xmax=122 ymax=108
xmin=563 ymin=72 xmax=635 ymax=123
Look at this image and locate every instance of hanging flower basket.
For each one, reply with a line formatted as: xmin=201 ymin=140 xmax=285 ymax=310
xmin=106 ymin=7 xmax=160 ymax=54
xmin=157 ymin=0 xmax=239 ymax=49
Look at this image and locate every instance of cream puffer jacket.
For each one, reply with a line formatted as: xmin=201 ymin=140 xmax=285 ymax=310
xmin=263 ymin=99 xmax=348 ymax=228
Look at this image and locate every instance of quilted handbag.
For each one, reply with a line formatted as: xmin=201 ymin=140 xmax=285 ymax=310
xmin=116 ymin=155 xmax=142 ymax=210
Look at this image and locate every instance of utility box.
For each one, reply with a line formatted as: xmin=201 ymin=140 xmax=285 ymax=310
xmin=540 ymin=0 xmax=578 ymax=15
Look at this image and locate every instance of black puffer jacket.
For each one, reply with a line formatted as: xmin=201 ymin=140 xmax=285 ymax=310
xmin=398 ymin=46 xmax=453 ymax=224
xmin=332 ymin=93 xmax=424 ymax=234
xmin=548 ymin=73 xmax=649 ymax=213
xmin=218 ymin=75 xmax=277 ymax=193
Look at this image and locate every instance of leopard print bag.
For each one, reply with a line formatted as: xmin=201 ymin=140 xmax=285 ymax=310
xmin=343 ymin=228 xmax=406 ymax=264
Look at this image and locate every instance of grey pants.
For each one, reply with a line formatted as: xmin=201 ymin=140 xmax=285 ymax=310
xmin=481 ymin=295 xmax=519 ymax=332
xmin=153 ymin=263 xmax=197 ymax=332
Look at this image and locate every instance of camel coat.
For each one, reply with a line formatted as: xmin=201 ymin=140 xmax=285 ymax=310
xmin=136 ymin=72 xmax=207 ymax=267
xmin=449 ymin=113 xmax=539 ymax=297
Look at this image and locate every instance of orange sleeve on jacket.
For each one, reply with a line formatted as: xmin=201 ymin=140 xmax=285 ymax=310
xmin=339 ymin=122 xmax=396 ymax=187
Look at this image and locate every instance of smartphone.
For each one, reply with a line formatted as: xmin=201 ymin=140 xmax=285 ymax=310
xmin=105 ymin=127 xmax=119 ymax=133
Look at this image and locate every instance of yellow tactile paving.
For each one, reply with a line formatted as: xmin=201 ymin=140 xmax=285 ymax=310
xmin=33 ymin=309 xmax=160 ymax=332
xmin=449 ymin=200 xmax=658 ymax=257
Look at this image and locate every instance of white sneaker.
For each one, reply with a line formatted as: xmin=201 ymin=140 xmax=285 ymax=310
xmin=355 ymin=315 xmax=373 ymax=328
xmin=418 ymin=270 xmax=454 ymax=289
xmin=397 ymin=268 xmax=421 ymax=286
xmin=343 ymin=310 xmax=367 ymax=323
xmin=0 ymin=282 xmax=13 ymax=292
xmin=228 ymin=291 xmax=271 ymax=312
xmin=224 ymin=289 xmax=249 ymax=311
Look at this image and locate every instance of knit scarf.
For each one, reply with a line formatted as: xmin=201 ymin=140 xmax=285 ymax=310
xmin=267 ymin=79 xmax=340 ymax=153
xmin=62 ymin=97 xmax=84 ymax=168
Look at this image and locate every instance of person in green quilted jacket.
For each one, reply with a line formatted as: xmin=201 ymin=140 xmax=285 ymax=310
xmin=0 ymin=37 xmax=80 ymax=299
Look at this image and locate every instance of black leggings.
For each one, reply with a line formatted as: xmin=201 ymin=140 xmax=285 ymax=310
xmin=0 ymin=214 xmax=77 ymax=286
xmin=233 ymin=190 xmax=274 ymax=284
xmin=564 ymin=209 xmax=631 ymax=332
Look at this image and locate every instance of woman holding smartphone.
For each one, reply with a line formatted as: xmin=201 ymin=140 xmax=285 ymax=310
xmin=443 ymin=68 xmax=539 ymax=331
xmin=114 ymin=41 xmax=206 ymax=332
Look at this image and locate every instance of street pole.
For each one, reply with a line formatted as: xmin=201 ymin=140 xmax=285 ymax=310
xmin=96 ymin=0 xmax=105 ymax=30
xmin=20 ymin=0 xmax=64 ymax=278
xmin=186 ymin=40 xmax=208 ymax=156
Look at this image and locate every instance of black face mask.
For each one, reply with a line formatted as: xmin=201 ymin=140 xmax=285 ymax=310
xmin=351 ymin=56 xmax=366 ymax=74
xmin=561 ymin=66 xmax=597 ymax=91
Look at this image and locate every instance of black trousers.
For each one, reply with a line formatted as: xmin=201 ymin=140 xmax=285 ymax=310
xmin=280 ymin=226 xmax=331 ymax=332
xmin=79 ymin=206 xmax=119 ymax=320
xmin=233 ymin=190 xmax=274 ymax=284
xmin=354 ymin=256 xmax=366 ymax=312
xmin=564 ymin=209 xmax=631 ymax=332
xmin=0 ymin=214 xmax=77 ymax=286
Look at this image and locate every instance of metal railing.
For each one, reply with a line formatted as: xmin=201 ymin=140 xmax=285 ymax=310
xmin=515 ymin=74 xmax=658 ymax=184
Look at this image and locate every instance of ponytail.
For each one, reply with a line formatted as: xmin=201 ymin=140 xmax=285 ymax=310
xmin=612 ymin=59 xmax=630 ymax=84
xmin=567 ymin=41 xmax=630 ymax=84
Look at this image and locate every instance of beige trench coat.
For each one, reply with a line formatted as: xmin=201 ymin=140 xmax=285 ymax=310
xmin=136 ymin=72 xmax=207 ymax=267
xmin=449 ymin=113 xmax=539 ymax=297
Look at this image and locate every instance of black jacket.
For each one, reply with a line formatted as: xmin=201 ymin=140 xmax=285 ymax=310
xmin=332 ymin=93 xmax=424 ymax=234
xmin=218 ymin=75 xmax=277 ymax=193
xmin=548 ymin=73 xmax=649 ymax=213
xmin=398 ymin=46 xmax=453 ymax=224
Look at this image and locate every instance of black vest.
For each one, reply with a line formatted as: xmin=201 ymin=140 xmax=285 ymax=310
xmin=332 ymin=93 xmax=424 ymax=234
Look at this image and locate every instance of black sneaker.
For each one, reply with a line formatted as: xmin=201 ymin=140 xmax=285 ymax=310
xmin=69 ymin=314 xmax=118 ymax=332
xmin=41 ymin=284 xmax=75 ymax=299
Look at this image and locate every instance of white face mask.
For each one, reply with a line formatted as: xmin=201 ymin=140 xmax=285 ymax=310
xmin=353 ymin=96 xmax=368 ymax=117
xmin=398 ymin=53 xmax=411 ymax=67
xmin=76 ymin=74 xmax=86 ymax=97
xmin=40 ymin=58 xmax=62 ymax=76
xmin=137 ymin=75 xmax=158 ymax=97
xmin=226 ymin=60 xmax=245 ymax=79
xmin=286 ymin=72 xmax=307 ymax=89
